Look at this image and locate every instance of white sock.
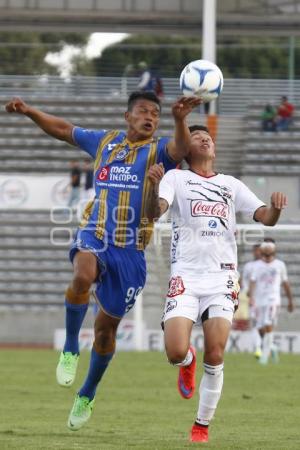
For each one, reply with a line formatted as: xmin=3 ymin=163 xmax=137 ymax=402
xmin=196 ymin=363 xmax=224 ymax=426
xmin=253 ymin=329 xmax=262 ymax=351
xmin=173 ymin=348 xmax=193 ymax=367
xmin=262 ymin=332 xmax=273 ymax=361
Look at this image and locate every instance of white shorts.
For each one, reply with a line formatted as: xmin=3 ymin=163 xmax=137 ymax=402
xmin=162 ymin=271 xmax=239 ymax=324
xmin=255 ymin=304 xmax=279 ymax=329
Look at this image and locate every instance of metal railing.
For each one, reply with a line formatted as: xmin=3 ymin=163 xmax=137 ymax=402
xmin=1 ymin=75 xmax=300 ymax=115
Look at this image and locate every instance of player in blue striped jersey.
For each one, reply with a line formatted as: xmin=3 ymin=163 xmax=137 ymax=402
xmin=6 ymin=91 xmax=201 ymax=430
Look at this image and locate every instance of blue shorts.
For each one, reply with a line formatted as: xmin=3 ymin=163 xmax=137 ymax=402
xmin=70 ymin=229 xmax=146 ymax=318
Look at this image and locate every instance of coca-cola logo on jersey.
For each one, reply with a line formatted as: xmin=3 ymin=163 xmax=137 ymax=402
xmin=191 ymin=199 xmax=229 ymax=219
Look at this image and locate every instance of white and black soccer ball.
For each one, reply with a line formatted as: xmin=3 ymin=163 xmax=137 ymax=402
xmin=179 ymin=59 xmax=224 ymax=102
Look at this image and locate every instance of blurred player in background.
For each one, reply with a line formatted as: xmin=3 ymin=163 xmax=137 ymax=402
xmin=240 ymin=243 xmax=262 ymax=358
xmin=249 ymin=240 xmax=294 ymax=365
xmin=67 ymin=160 xmax=81 ymax=208
xmin=147 ymin=125 xmax=287 ymax=443
xmin=5 ymin=91 xmax=201 ymax=430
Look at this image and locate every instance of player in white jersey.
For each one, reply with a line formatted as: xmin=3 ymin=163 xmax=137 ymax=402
xmin=240 ymin=244 xmax=262 ymax=357
xmin=249 ymin=241 xmax=294 ymax=364
xmin=146 ymin=124 xmax=287 ymax=443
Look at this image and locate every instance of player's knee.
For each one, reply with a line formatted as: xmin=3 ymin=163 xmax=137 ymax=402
xmin=72 ymin=273 xmax=93 ymax=294
xmin=94 ymin=327 xmax=116 ymax=353
xmin=166 ymin=347 xmax=189 ymax=365
xmin=204 ymin=346 xmax=224 ymax=366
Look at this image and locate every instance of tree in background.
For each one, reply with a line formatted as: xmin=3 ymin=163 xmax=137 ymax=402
xmin=88 ymin=35 xmax=201 ymax=78
xmin=0 ymin=32 xmax=88 ymax=75
xmin=79 ymin=35 xmax=299 ymax=80
xmin=1 ymin=32 xmax=299 ymax=80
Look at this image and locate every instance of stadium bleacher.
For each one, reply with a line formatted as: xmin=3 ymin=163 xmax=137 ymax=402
xmin=242 ymin=102 xmax=300 ymax=175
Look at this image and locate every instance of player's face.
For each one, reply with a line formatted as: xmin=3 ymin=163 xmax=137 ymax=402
xmin=125 ymin=99 xmax=160 ymax=140
xmin=261 ymin=250 xmax=275 ymax=262
xmin=189 ymin=130 xmax=215 ymax=161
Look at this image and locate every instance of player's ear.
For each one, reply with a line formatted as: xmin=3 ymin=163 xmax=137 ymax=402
xmin=124 ymin=111 xmax=130 ymax=122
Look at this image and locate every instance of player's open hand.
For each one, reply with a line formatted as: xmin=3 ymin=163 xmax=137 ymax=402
xmin=270 ymin=192 xmax=287 ymax=210
xmin=5 ymin=97 xmax=28 ymax=114
xmin=172 ymin=96 xmax=202 ymax=121
xmin=147 ymin=163 xmax=165 ymax=186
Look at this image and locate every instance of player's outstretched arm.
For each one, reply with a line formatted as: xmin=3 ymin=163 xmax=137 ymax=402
xmin=254 ymin=192 xmax=287 ymax=226
xmin=167 ymin=96 xmax=202 ymax=162
xmin=282 ymin=281 xmax=294 ymax=312
xmin=5 ymin=97 xmax=75 ymax=145
xmin=145 ymin=163 xmax=169 ymax=222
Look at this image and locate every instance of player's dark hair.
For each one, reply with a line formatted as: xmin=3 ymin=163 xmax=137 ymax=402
xmin=189 ymin=125 xmax=210 ymax=134
xmin=127 ymin=91 xmax=161 ymax=112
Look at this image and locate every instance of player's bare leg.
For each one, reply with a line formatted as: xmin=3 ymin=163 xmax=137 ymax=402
xmin=68 ymin=308 xmax=120 ymax=430
xmin=164 ymin=317 xmax=196 ymax=399
xmin=56 ymin=251 xmax=98 ymax=387
xmin=191 ymin=316 xmax=231 ymax=443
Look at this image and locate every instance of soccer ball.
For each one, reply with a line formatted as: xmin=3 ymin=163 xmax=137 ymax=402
xmin=179 ymin=59 xmax=224 ymax=102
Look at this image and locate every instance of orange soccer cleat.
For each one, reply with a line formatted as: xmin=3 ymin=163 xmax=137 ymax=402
xmin=177 ymin=346 xmax=196 ymax=399
xmin=190 ymin=423 xmax=209 ymax=443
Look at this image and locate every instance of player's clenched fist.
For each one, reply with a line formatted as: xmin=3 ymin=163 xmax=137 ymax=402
xmin=5 ymin=97 xmax=28 ymax=114
xmin=270 ymin=192 xmax=287 ymax=210
xmin=147 ymin=162 xmax=165 ymax=186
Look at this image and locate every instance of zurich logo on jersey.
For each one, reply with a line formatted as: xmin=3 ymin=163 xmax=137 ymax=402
xmin=208 ymin=220 xmax=217 ymax=228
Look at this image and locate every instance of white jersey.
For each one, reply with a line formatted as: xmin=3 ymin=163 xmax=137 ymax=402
xmin=241 ymin=260 xmax=258 ymax=293
xmin=159 ymin=169 xmax=265 ymax=276
xmin=251 ymin=259 xmax=288 ymax=306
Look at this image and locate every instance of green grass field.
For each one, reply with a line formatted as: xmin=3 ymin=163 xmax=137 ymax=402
xmin=0 ymin=350 xmax=299 ymax=450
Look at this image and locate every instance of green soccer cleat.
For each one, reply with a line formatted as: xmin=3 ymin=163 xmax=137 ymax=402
xmin=56 ymin=352 xmax=79 ymax=387
xmin=68 ymin=395 xmax=95 ymax=431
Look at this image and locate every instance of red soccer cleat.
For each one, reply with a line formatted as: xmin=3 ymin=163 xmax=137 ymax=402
xmin=190 ymin=423 xmax=209 ymax=443
xmin=177 ymin=346 xmax=196 ymax=399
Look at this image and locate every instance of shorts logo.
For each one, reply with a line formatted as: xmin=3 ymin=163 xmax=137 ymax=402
xmin=167 ymin=276 xmax=185 ymax=298
xmin=166 ymin=299 xmax=177 ymax=313
xmin=98 ymin=166 xmax=110 ymax=181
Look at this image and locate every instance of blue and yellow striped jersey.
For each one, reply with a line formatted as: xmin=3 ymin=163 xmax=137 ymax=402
xmin=73 ymin=127 xmax=176 ymax=250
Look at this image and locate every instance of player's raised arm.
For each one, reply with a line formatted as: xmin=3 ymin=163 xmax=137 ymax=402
xmin=167 ymin=96 xmax=202 ymax=162
xmin=5 ymin=97 xmax=74 ymax=145
xmin=254 ymin=192 xmax=287 ymax=226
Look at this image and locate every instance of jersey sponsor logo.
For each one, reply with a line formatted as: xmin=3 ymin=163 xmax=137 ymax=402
xmin=97 ymin=166 xmax=140 ymax=185
xmin=201 ymin=230 xmax=224 ymax=237
xmin=208 ymin=220 xmax=217 ymax=228
xmin=110 ymin=166 xmax=139 ymax=183
xmin=167 ymin=276 xmax=185 ymax=298
xmin=191 ymin=199 xmax=229 ymax=220
xmin=98 ymin=166 xmax=110 ymax=181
